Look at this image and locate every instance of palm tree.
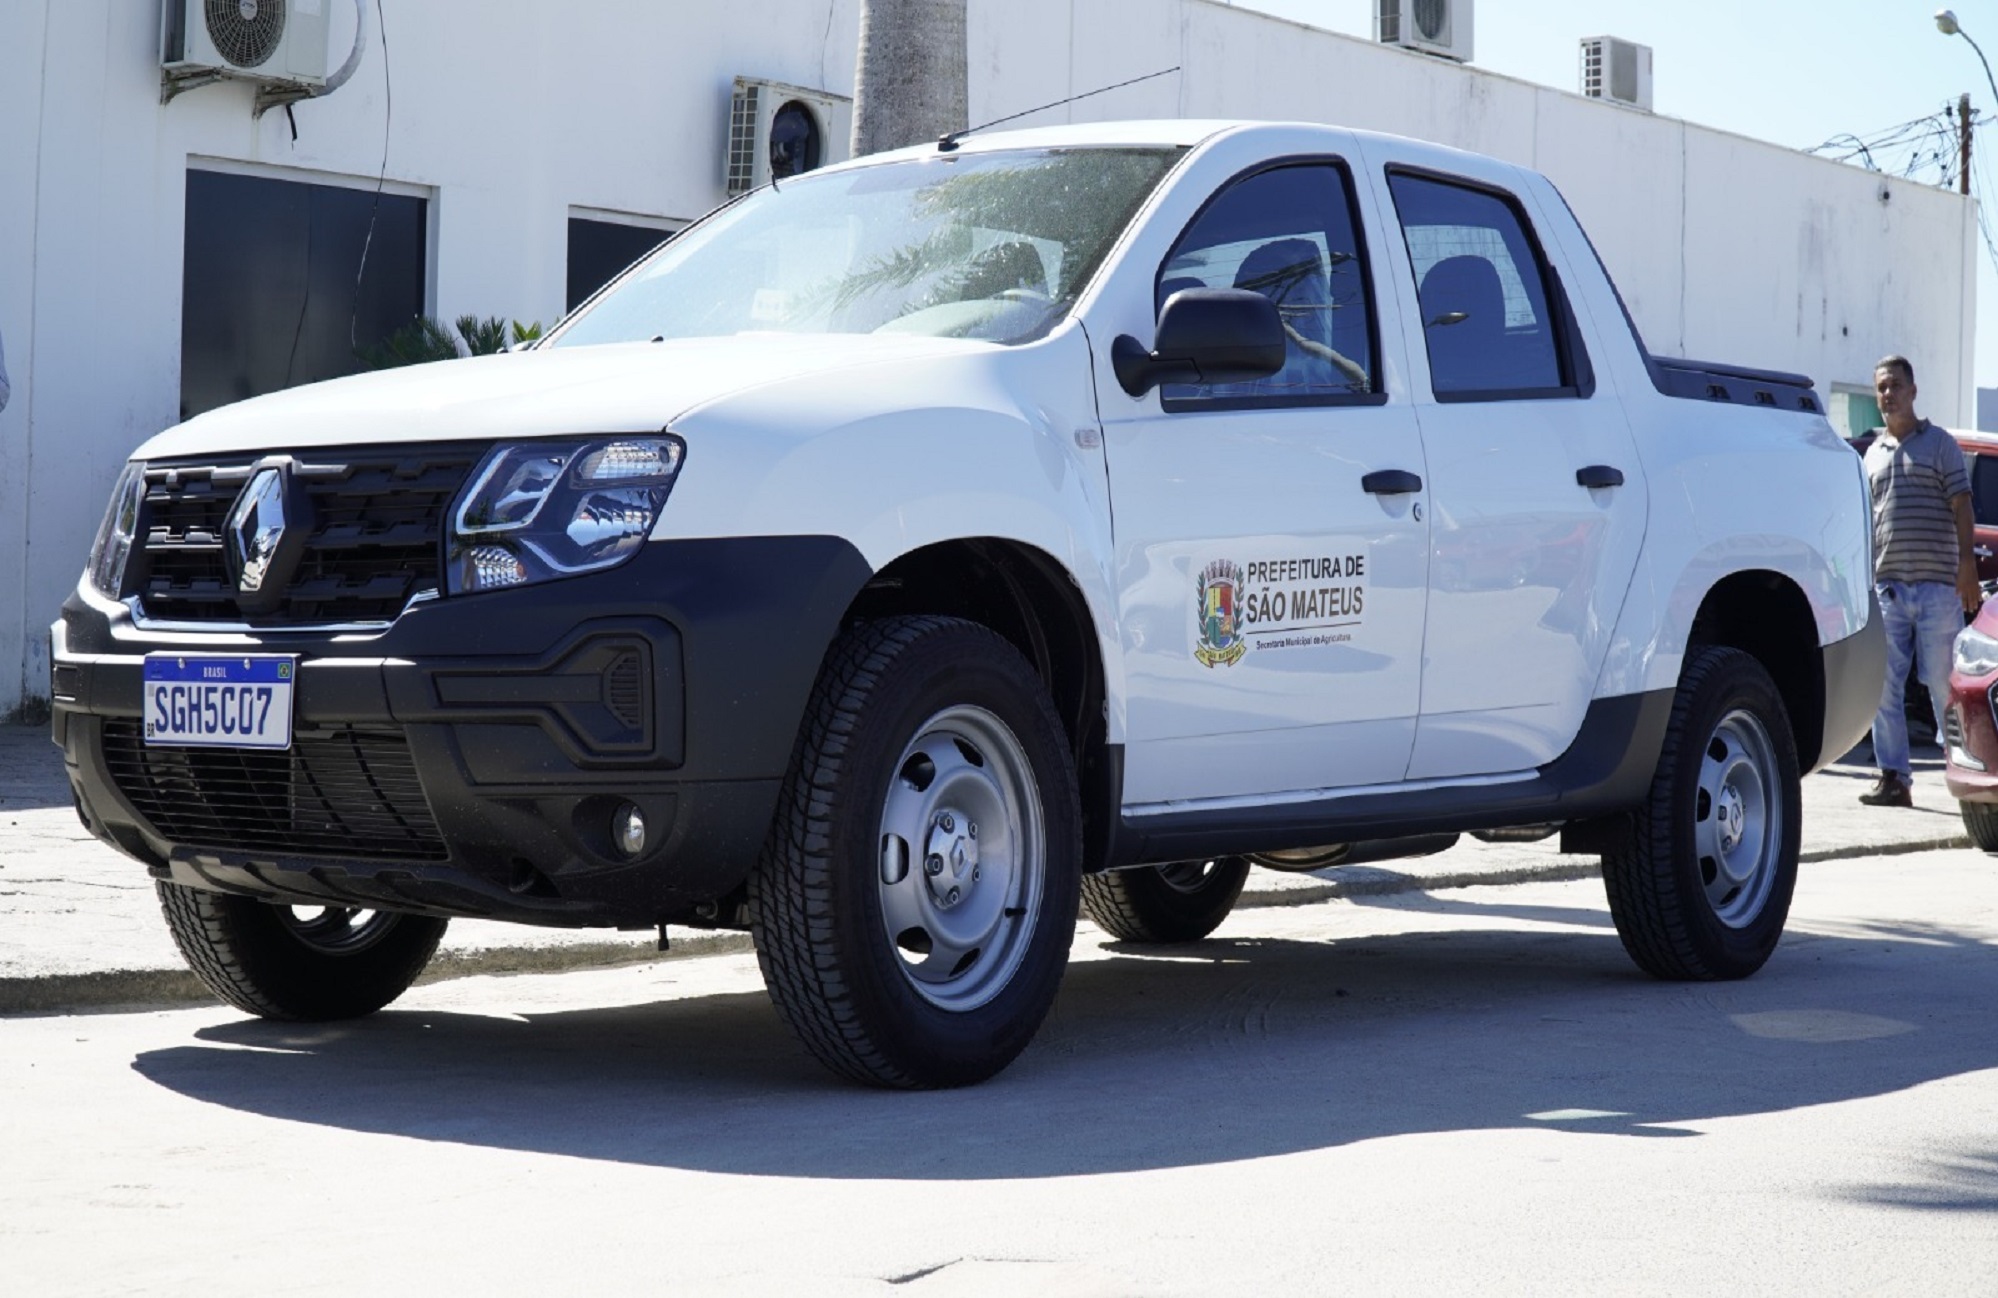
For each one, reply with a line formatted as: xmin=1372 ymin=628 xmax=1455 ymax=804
xmin=853 ymin=0 xmax=967 ymax=156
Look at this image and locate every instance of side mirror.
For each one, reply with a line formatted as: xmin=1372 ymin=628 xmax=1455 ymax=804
xmin=1112 ymin=288 xmax=1286 ymax=398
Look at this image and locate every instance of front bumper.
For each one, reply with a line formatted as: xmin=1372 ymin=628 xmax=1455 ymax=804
xmin=1945 ymin=666 xmax=1998 ymax=803
xmin=52 ymin=536 xmax=871 ymax=927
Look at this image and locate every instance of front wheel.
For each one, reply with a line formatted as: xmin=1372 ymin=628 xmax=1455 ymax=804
xmin=1962 ymin=800 xmax=1998 ymax=852
xmin=1601 ymin=646 xmax=1801 ymax=980
xmin=1081 ymin=858 xmax=1250 ymax=943
xmin=749 ymin=616 xmax=1081 ymax=1088
xmin=157 ymin=882 xmax=448 ymax=1019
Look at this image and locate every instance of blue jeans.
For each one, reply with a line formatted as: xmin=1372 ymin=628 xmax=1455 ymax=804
xmin=1872 ymin=579 xmax=1962 ymax=778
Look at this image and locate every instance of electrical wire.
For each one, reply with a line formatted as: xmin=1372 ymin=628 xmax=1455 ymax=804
xmin=1807 ymin=107 xmax=1970 ymax=182
xmin=349 ymin=0 xmax=392 ymax=354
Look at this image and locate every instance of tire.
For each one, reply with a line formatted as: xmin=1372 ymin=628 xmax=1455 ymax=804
xmin=1962 ymin=801 xmax=1998 ymax=852
xmin=1081 ymin=858 xmax=1250 ymax=943
xmin=748 ymin=616 xmax=1082 ymax=1089
xmin=156 ymin=881 xmax=448 ymax=1020
xmin=1601 ymin=646 xmax=1802 ymax=980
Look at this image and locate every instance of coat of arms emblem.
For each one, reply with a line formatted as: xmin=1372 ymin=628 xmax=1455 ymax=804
xmin=1195 ymin=559 xmax=1247 ymax=667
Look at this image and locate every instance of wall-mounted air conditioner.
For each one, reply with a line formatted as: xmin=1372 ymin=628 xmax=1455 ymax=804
xmin=1375 ymin=0 xmax=1473 ymax=63
xmin=162 ymin=0 xmax=332 ymax=99
xmin=725 ymin=78 xmax=853 ymax=197
xmin=1580 ymin=36 xmax=1654 ymax=112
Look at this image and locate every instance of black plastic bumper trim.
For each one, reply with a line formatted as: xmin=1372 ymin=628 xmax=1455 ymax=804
xmin=52 ymin=535 xmax=873 ymax=926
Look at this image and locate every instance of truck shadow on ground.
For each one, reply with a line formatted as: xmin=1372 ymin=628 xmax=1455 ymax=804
xmin=129 ymin=903 xmax=1998 ymax=1196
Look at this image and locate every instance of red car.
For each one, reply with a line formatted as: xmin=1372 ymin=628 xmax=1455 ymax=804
xmin=1945 ymin=598 xmax=1998 ymax=848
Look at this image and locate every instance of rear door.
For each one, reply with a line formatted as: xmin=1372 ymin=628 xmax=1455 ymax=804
xmin=1368 ymin=158 xmax=1648 ymax=778
xmin=1962 ymin=436 xmax=1998 ymax=583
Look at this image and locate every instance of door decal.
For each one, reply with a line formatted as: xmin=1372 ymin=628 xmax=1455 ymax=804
xmin=1194 ymin=550 xmax=1370 ymax=666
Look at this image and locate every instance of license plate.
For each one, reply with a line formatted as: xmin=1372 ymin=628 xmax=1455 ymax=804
xmin=142 ymin=654 xmax=297 ymax=749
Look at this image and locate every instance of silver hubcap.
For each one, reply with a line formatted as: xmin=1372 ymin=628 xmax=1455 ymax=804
xmin=1694 ymin=709 xmax=1782 ymax=928
xmin=877 ymin=705 xmax=1043 ymax=1012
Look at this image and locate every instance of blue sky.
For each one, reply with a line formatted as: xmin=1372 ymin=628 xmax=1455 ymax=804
xmin=1230 ymin=0 xmax=1998 ymax=394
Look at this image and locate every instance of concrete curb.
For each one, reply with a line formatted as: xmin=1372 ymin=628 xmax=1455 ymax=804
xmin=2 ymin=833 xmax=1975 ymax=1019
xmin=0 ymin=931 xmax=761 ymax=1017
xmin=1802 ymin=834 xmax=1970 ymax=863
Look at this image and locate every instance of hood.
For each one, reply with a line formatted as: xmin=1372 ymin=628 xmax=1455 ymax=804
xmin=134 ymin=333 xmax=987 ymax=460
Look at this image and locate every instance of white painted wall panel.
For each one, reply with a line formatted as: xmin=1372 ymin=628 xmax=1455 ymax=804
xmin=0 ymin=0 xmax=1974 ymax=713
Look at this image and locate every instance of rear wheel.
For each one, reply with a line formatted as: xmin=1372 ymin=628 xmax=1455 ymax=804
xmin=1081 ymin=858 xmax=1250 ymax=943
xmin=1962 ymin=800 xmax=1998 ymax=852
xmin=156 ymin=882 xmax=447 ymax=1019
xmin=749 ymin=616 xmax=1081 ymax=1088
xmin=1601 ymin=646 xmax=1801 ymax=980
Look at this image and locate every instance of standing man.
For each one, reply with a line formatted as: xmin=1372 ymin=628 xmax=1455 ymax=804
xmin=1860 ymin=354 xmax=1982 ymax=807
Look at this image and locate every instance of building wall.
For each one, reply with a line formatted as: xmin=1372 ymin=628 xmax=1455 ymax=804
xmin=0 ymin=0 xmax=1975 ymax=715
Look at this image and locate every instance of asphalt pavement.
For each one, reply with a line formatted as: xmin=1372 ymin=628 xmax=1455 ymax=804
xmin=0 ymin=722 xmax=1974 ymax=1015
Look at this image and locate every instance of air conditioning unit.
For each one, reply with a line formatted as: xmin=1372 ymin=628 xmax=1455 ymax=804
xmin=162 ymin=0 xmax=332 ymax=96
xmin=1375 ymin=0 xmax=1473 ymax=63
xmin=1580 ymin=36 xmax=1654 ymax=112
xmin=725 ymin=78 xmax=854 ymax=197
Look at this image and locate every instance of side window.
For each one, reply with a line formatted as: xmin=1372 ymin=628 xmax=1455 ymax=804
xmin=1972 ymin=451 xmax=1998 ymax=527
xmin=1157 ymin=163 xmax=1376 ymax=407
xmin=1387 ymin=172 xmax=1571 ymax=399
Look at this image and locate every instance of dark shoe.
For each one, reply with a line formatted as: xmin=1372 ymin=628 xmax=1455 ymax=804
xmin=1859 ymin=773 xmax=1913 ymax=807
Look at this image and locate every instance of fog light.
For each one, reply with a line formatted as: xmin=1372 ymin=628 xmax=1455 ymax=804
xmin=613 ymin=803 xmax=647 ymax=856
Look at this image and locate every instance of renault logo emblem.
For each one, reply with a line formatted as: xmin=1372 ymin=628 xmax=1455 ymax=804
xmin=226 ymin=467 xmax=289 ymax=595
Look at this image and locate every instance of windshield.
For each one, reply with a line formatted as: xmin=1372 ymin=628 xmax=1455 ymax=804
xmin=552 ymin=147 xmax=1183 ymax=348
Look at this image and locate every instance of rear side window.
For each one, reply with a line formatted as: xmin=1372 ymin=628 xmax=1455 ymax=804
xmin=1387 ymin=172 xmax=1572 ymax=400
xmin=1155 ymin=162 xmax=1377 ymax=409
xmin=1972 ymin=451 xmax=1998 ymax=527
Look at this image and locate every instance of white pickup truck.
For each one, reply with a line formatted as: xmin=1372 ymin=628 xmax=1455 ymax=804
xmin=54 ymin=120 xmax=1883 ymax=1087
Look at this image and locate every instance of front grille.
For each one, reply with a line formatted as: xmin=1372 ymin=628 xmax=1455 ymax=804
xmin=101 ymin=720 xmax=448 ymax=861
xmin=135 ymin=446 xmax=481 ymax=624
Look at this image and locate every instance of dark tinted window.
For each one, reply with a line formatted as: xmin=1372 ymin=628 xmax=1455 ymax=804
xmin=1156 ymin=163 xmax=1375 ymax=406
xmin=566 ymin=218 xmax=673 ymax=311
xmin=1972 ymin=451 xmax=1998 ymax=527
xmin=181 ymin=169 xmax=427 ymax=421
xmin=1388 ymin=173 xmax=1565 ymax=398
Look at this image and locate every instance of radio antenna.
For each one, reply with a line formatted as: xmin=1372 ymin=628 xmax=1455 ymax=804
xmin=937 ymin=66 xmax=1182 ymax=152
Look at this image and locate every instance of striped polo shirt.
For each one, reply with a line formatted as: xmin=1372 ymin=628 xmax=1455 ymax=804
xmin=1864 ymin=420 xmax=1970 ymax=584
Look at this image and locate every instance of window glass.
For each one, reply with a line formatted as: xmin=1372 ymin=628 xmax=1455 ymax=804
xmin=553 ymin=148 xmax=1179 ymax=348
xmin=1155 ymin=164 xmax=1374 ymax=405
xmin=181 ymin=169 xmax=427 ymax=420
xmin=567 ymin=218 xmax=673 ymax=311
xmin=1387 ymin=173 xmax=1564 ymax=397
xmin=1971 ymin=451 xmax=1998 ymax=527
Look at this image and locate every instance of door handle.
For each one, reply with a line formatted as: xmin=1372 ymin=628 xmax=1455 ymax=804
xmin=1576 ymin=464 xmax=1625 ymax=489
xmin=1361 ymin=469 xmax=1423 ymax=496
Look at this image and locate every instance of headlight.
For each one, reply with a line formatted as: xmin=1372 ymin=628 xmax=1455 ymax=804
xmin=86 ymin=462 xmax=145 ymax=598
xmin=448 ymin=435 xmax=684 ymax=594
xmin=1955 ymin=625 xmax=1998 ymax=677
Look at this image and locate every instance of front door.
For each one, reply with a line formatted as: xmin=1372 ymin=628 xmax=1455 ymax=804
xmin=1100 ymin=159 xmax=1432 ymax=806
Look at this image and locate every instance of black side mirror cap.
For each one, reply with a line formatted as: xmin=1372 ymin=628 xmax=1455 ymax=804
xmin=1112 ymin=287 xmax=1287 ymax=398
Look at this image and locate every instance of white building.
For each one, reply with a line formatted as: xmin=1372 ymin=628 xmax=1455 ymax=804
xmin=0 ymin=0 xmax=1975 ymax=718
